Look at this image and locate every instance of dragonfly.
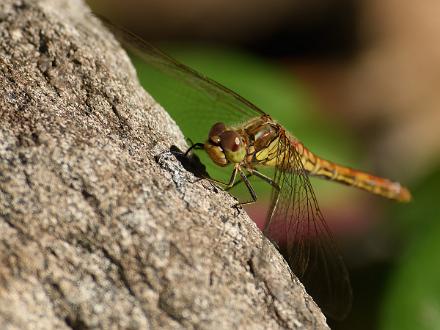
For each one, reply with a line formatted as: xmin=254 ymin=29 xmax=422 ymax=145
xmin=99 ymin=16 xmax=412 ymax=319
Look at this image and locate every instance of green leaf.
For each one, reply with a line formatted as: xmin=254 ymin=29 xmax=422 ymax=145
xmin=380 ymin=169 xmax=440 ymax=330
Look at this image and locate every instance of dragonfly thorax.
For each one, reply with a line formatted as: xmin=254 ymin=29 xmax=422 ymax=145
xmin=204 ymin=122 xmax=247 ymax=166
xmin=245 ymin=120 xmax=280 ymax=152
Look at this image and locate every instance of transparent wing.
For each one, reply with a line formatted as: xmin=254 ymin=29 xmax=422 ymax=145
xmin=263 ymin=134 xmax=352 ymax=320
xmin=98 ymin=15 xmax=265 ymax=145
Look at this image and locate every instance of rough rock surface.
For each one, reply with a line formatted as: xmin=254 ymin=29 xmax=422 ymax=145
xmin=0 ymin=0 xmax=328 ymax=328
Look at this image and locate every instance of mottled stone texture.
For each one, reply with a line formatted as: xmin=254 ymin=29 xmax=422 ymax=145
xmin=0 ymin=0 xmax=328 ymax=329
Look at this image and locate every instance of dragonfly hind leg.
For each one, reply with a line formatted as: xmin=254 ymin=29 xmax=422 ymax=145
xmin=251 ymin=169 xmax=280 ymax=191
xmin=237 ymin=169 xmax=258 ymax=206
xmin=207 ymin=166 xmax=257 ymax=206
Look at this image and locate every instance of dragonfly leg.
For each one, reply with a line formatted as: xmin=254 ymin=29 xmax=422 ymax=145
xmin=251 ymin=169 xmax=280 ymax=191
xmin=184 ymin=142 xmax=204 ymax=156
xmin=248 ymin=169 xmax=281 ymax=232
xmin=225 ymin=172 xmax=253 ymax=191
xmin=204 ymin=166 xmax=239 ymax=188
xmin=228 ymin=169 xmax=280 ymax=191
xmin=236 ymin=169 xmax=258 ymax=206
xmin=205 ymin=167 xmax=257 ymax=207
xmin=225 ymin=168 xmax=280 ymax=206
xmin=226 ymin=167 xmax=239 ymax=188
xmin=262 ymin=189 xmax=281 ymax=233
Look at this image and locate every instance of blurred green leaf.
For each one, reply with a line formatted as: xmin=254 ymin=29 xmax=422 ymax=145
xmin=380 ymin=168 xmax=440 ymax=330
xmin=390 ymin=168 xmax=440 ymax=239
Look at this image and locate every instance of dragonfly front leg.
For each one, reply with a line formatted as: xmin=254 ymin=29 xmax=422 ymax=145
xmin=183 ymin=143 xmax=243 ymax=189
xmin=184 ymin=142 xmax=205 ymax=156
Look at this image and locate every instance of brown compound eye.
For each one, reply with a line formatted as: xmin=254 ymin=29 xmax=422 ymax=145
xmin=208 ymin=122 xmax=226 ymax=145
xmin=219 ymin=130 xmax=242 ymax=152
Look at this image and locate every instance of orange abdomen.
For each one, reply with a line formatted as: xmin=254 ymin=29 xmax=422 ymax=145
xmin=295 ymin=142 xmax=411 ymax=202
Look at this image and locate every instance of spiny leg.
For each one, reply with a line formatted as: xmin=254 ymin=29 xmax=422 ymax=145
xmin=225 ymin=166 xmax=239 ymax=188
xmin=236 ymin=168 xmax=258 ymax=206
xmin=225 ymin=172 xmax=253 ymax=191
xmin=263 ymin=187 xmax=281 ymax=233
xmin=205 ymin=166 xmax=239 ymax=188
xmin=252 ymin=169 xmax=280 ymax=191
xmin=227 ymin=168 xmax=280 ymax=192
xmin=236 ymin=169 xmax=281 ymax=206
xmin=253 ymin=169 xmax=281 ymax=233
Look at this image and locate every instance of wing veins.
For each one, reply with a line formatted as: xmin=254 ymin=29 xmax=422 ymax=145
xmin=263 ymin=134 xmax=352 ymax=319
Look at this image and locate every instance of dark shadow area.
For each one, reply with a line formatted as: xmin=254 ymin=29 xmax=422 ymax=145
xmin=170 ymin=145 xmax=211 ymax=179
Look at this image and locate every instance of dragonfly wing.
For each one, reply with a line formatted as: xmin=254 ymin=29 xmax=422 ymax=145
xmin=98 ymin=15 xmax=265 ymax=144
xmin=263 ymin=134 xmax=352 ymax=320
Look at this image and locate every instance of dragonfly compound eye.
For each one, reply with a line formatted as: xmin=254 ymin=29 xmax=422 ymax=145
xmin=204 ymin=143 xmax=228 ymax=166
xmin=208 ymin=122 xmax=226 ymax=145
xmin=219 ymin=130 xmax=246 ymax=163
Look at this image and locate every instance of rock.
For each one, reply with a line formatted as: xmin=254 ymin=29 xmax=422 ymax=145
xmin=0 ymin=0 xmax=328 ymax=328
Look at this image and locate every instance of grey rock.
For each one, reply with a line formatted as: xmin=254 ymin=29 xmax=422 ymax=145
xmin=0 ymin=0 xmax=328 ymax=329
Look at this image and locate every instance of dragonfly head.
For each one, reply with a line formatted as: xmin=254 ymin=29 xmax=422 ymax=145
xmin=204 ymin=122 xmax=246 ymax=166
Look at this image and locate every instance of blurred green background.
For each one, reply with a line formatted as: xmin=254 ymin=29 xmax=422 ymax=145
xmin=89 ymin=1 xmax=440 ymax=329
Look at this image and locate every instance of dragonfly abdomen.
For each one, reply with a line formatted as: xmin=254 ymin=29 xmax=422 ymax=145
xmin=295 ymin=143 xmax=412 ymax=202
